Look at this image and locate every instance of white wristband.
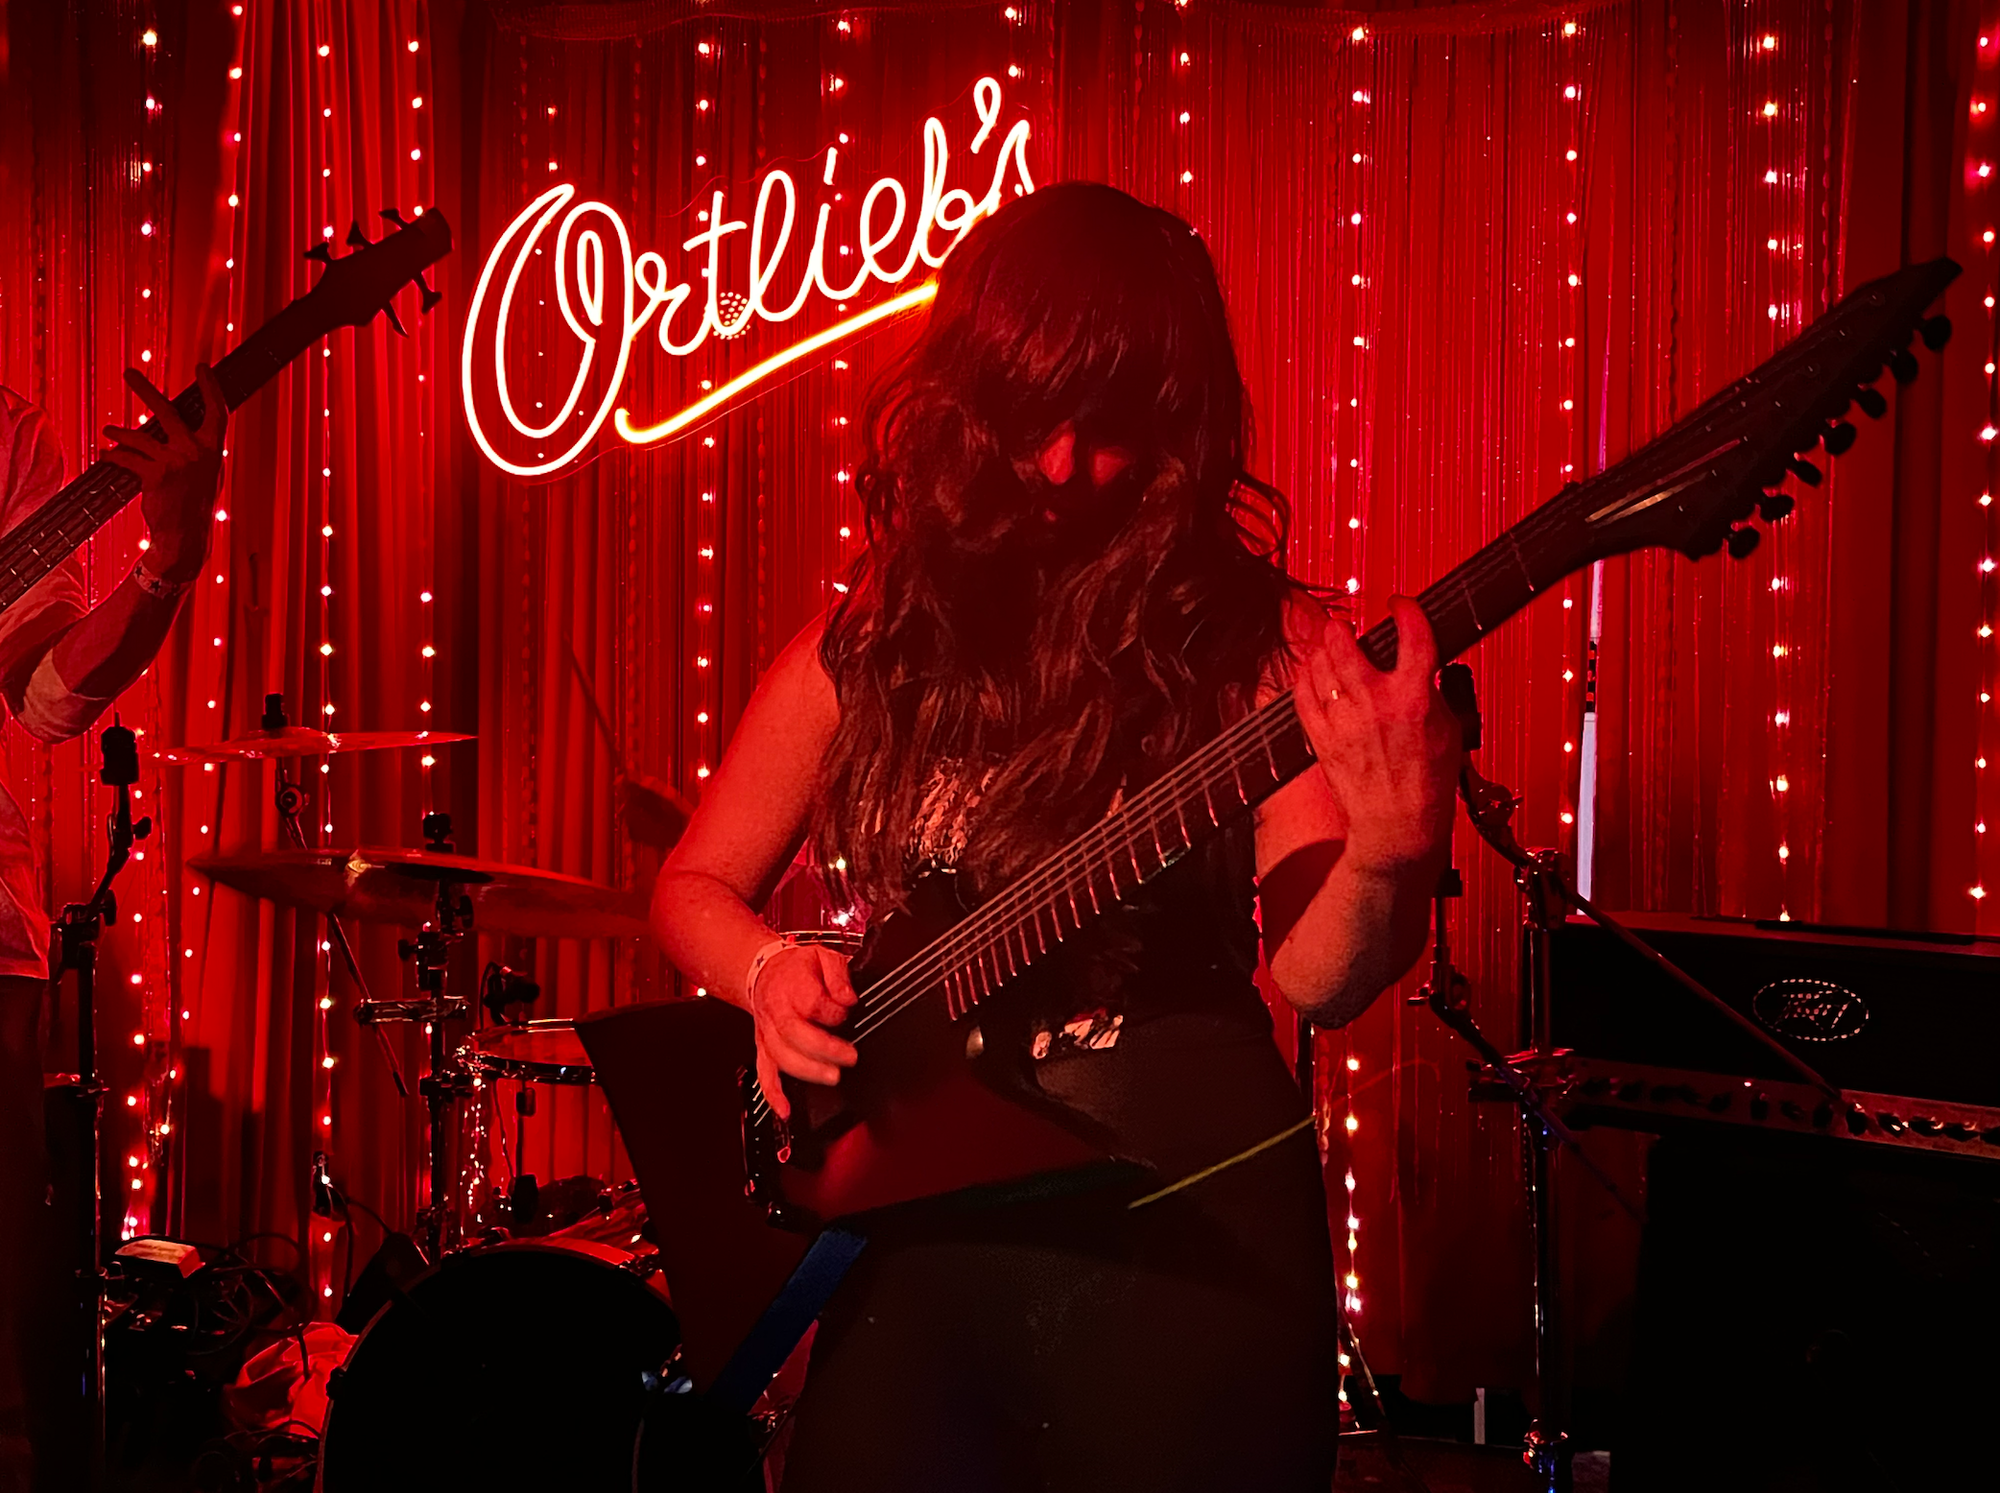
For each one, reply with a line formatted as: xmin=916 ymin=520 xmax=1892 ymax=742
xmin=743 ymin=934 xmax=796 ymax=1007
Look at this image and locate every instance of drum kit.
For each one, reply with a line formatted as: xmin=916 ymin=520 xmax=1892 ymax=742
xmin=164 ymin=694 xmax=713 ymax=1488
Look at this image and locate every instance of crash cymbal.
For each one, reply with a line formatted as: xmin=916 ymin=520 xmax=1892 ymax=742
xmin=153 ymin=727 xmax=474 ymax=765
xmin=185 ymin=847 xmax=650 ymax=940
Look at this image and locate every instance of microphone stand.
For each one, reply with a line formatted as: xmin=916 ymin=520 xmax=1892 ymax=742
xmin=50 ymin=721 xmax=152 ymax=1487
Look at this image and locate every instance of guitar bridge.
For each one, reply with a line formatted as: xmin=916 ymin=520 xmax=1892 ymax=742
xmin=737 ymin=1067 xmax=807 ymax=1228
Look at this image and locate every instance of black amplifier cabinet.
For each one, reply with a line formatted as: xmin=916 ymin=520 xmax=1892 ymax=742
xmin=1550 ymin=915 xmax=2000 ymax=1491
xmin=1548 ymin=912 xmax=2000 ymax=1109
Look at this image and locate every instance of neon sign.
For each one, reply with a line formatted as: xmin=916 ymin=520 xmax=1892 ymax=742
xmin=462 ymin=77 xmax=1035 ymax=478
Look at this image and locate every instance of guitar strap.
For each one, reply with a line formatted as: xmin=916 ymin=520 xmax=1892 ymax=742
xmin=702 ymin=1225 xmax=869 ymax=1418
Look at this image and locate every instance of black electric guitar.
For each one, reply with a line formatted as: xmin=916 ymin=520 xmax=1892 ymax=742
xmin=582 ymin=256 xmax=1960 ymax=1392
xmin=0 ymin=209 xmax=452 ymax=619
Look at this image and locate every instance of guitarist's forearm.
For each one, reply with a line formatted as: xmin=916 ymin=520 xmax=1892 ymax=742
xmin=1268 ymin=850 xmax=1438 ymax=1028
xmin=651 ymin=867 xmax=784 ymax=1012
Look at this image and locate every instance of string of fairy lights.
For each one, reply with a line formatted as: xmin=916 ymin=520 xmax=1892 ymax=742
xmin=1559 ymin=17 xmax=1584 ymax=842
xmin=1757 ymin=18 xmax=1803 ymax=920
xmin=118 ymin=16 xmax=176 ymax=1244
xmin=1975 ymin=22 xmax=1997 ymax=914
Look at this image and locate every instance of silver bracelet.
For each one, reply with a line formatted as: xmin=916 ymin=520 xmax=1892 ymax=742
xmin=131 ymin=556 xmax=194 ymax=600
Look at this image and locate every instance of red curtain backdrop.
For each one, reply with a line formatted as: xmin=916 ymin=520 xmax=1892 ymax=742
xmin=3 ymin=0 xmax=1994 ymax=1408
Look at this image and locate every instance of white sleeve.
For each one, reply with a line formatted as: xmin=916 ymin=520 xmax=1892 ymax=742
xmin=13 ymin=650 xmax=114 ymax=743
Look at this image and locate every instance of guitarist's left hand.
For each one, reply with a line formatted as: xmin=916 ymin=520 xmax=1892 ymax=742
xmin=102 ymin=363 xmax=227 ymax=584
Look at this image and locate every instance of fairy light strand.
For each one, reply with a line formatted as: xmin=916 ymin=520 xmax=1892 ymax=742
xmin=1974 ymin=19 xmax=1997 ymax=911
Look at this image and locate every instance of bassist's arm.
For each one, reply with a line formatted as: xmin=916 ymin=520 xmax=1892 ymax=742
xmin=0 ymin=368 xmax=223 ymax=743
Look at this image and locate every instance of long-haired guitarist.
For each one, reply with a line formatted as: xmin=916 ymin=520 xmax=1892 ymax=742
xmin=653 ymin=182 xmax=1458 ymax=1491
xmin=0 ymin=370 xmax=225 ymax=1489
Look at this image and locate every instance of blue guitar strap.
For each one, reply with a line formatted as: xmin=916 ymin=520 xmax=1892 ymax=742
xmin=702 ymin=1226 xmax=869 ymax=1418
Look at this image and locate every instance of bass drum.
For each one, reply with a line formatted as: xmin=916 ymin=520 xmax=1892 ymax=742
xmin=319 ymin=1233 xmax=679 ymax=1492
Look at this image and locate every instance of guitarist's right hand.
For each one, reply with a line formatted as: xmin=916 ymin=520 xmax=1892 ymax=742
xmin=750 ymin=945 xmax=858 ymax=1119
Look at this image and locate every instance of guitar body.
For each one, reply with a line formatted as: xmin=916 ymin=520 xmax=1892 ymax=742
xmin=578 ymin=877 xmax=1118 ymax=1389
xmin=775 ymin=872 xmax=1116 ymax=1224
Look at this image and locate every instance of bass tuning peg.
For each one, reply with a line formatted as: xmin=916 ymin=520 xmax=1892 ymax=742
xmin=1855 ymin=386 xmax=1889 ymax=420
xmin=346 ymin=222 xmax=373 ymax=249
xmin=303 ymin=242 xmax=334 ymax=264
xmin=1920 ymin=314 xmax=1952 ymax=351
xmin=1786 ymin=456 xmax=1822 ymax=487
xmin=379 ymin=207 xmax=411 ymax=228
xmin=1886 ymin=348 xmax=1920 ymax=385
xmin=416 ymin=273 xmax=443 ymax=314
xmin=1822 ymin=420 xmax=1858 ymax=456
xmin=1726 ymin=525 xmax=1762 ymax=559
xmin=382 ymin=303 xmax=409 ymax=337
xmin=1758 ymin=491 xmax=1796 ymax=523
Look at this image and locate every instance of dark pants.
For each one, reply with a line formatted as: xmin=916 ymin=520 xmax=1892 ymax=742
xmin=0 ymin=975 xmax=47 ymax=1493
xmin=781 ymin=1128 xmax=1341 ymax=1493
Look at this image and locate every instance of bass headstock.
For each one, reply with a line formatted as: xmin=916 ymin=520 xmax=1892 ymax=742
xmin=301 ymin=207 xmax=454 ymax=337
xmin=1560 ymin=258 xmax=1959 ymax=568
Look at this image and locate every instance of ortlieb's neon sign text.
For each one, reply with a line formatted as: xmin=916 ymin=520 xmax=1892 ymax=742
xmin=463 ymin=77 xmax=1034 ymax=478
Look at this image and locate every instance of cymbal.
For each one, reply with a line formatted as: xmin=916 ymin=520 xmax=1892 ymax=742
xmin=153 ymin=727 xmax=474 ymax=765
xmin=186 ymin=847 xmax=650 ymax=940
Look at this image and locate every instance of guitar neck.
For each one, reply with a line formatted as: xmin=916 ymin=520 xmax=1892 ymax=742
xmin=0 ymin=291 xmax=337 ymax=613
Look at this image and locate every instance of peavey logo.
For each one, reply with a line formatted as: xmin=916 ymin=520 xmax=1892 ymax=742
xmin=1751 ymin=977 xmax=1870 ymax=1042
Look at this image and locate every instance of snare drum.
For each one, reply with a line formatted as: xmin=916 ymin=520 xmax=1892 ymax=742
xmin=459 ymin=1018 xmax=595 ymax=1086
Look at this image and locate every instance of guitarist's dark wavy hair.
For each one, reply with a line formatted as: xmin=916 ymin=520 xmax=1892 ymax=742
xmin=816 ymin=181 xmax=1310 ymax=911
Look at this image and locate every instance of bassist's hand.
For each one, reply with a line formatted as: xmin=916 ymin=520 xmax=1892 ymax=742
xmin=102 ymin=364 xmax=227 ymax=585
xmin=751 ymin=944 xmax=858 ymax=1119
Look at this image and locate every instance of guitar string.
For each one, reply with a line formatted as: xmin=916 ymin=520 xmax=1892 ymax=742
xmin=747 ymin=698 xmax=1308 ymax=1120
xmin=748 ymin=701 xmax=1315 ymax=1129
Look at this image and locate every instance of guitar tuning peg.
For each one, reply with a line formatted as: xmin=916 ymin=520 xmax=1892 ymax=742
xmin=346 ymin=222 xmax=373 ymax=249
xmin=1886 ymin=348 xmax=1920 ymax=385
xmin=1855 ymin=386 xmax=1889 ymax=420
xmin=382 ymin=303 xmax=409 ymax=337
xmin=1759 ymin=491 xmax=1796 ymax=523
xmin=1726 ymin=525 xmax=1762 ymax=559
xmin=303 ymin=242 xmax=334 ymax=264
xmin=1822 ymin=420 xmax=1858 ymax=456
xmin=1786 ymin=456 xmax=1822 ymax=487
xmin=379 ymin=207 xmax=411 ymax=228
xmin=1920 ymin=314 xmax=1953 ymax=351
xmin=416 ymin=273 xmax=443 ymax=314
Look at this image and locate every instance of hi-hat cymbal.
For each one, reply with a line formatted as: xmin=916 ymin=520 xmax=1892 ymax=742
xmin=186 ymin=847 xmax=650 ymax=940
xmin=153 ymin=727 xmax=474 ymax=765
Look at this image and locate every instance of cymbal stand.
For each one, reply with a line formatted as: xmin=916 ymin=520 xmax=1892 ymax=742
xmin=1419 ymin=668 xmax=1641 ymax=1493
xmin=50 ymin=723 xmax=151 ymax=1486
xmin=258 ymin=693 xmax=407 ymax=1098
xmin=398 ymin=812 xmax=473 ymax=1261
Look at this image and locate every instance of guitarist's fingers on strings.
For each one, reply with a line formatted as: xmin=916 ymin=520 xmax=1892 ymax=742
xmin=750 ymin=943 xmax=859 ymax=1116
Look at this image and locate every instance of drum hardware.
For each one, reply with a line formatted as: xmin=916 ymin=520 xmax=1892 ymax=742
xmin=480 ymin=960 xmax=541 ymax=1022
xmin=46 ymin=723 xmax=153 ymax=1485
xmin=389 ymin=811 xmax=480 ymax=1261
xmin=271 ymin=692 xmax=417 ymax=1096
xmin=353 ymin=996 xmax=470 ymax=1025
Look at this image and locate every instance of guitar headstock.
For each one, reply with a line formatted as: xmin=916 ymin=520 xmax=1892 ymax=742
xmin=1560 ymin=258 xmax=1959 ymax=567
xmin=301 ymin=207 xmax=454 ymax=338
